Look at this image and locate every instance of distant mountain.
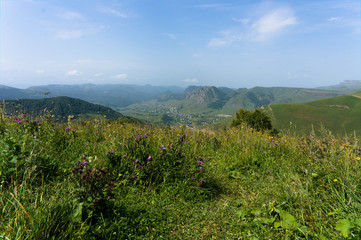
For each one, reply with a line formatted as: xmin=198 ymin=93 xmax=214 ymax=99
xmin=318 ymin=80 xmax=361 ymax=90
xmin=265 ymin=91 xmax=361 ymax=136
xmin=0 ymin=84 xmax=184 ymax=108
xmin=0 ymin=85 xmax=44 ymax=99
xmin=3 ymin=96 xmax=124 ymax=122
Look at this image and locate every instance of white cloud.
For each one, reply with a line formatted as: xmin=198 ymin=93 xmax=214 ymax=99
xmin=56 ymin=30 xmax=84 ymax=39
xmin=66 ymin=70 xmax=80 ymax=76
xmin=99 ymin=7 xmax=129 ymax=18
xmin=208 ymin=7 xmax=297 ymax=46
xmin=328 ymin=17 xmax=342 ymax=22
xmin=252 ymin=8 xmax=297 ymax=41
xmin=60 ymin=11 xmax=84 ymax=20
xmin=36 ymin=69 xmax=45 ymax=74
xmin=184 ymin=78 xmax=199 ymax=83
xmin=112 ymin=73 xmax=128 ymax=79
xmin=232 ymin=18 xmax=250 ymax=25
xmin=208 ymin=29 xmax=243 ymax=47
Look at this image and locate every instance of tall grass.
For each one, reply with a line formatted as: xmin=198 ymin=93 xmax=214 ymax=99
xmin=1 ymin=113 xmax=360 ymax=239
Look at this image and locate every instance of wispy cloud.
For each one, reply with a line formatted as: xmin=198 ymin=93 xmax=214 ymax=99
xmin=76 ymin=59 xmax=92 ymax=63
xmin=56 ymin=30 xmax=84 ymax=39
xmin=112 ymin=73 xmax=128 ymax=79
xmin=99 ymin=7 xmax=130 ymax=18
xmin=162 ymin=33 xmax=177 ymax=40
xmin=328 ymin=17 xmax=343 ymax=23
xmin=36 ymin=69 xmax=45 ymax=74
xmin=208 ymin=7 xmax=297 ymax=46
xmin=66 ymin=70 xmax=80 ymax=76
xmin=252 ymin=8 xmax=297 ymax=41
xmin=60 ymin=11 xmax=84 ymax=20
xmin=184 ymin=78 xmax=199 ymax=83
xmin=195 ymin=3 xmax=226 ymax=8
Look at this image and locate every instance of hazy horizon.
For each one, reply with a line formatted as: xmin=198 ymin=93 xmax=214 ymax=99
xmin=1 ymin=0 xmax=360 ymax=89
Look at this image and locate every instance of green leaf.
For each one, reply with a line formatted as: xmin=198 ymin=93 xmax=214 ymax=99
xmin=236 ymin=208 xmax=248 ymax=219
xmin=336 ymin=219 xmax=352 ymax=238
xmin=274 ymin=210 xmax=300 ymax=230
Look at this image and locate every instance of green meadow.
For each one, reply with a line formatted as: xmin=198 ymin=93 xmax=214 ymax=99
xmin=1 ymin=111 xmax=361 ymax=239
xmin=267 ymin=92 xmax=361 ymax=137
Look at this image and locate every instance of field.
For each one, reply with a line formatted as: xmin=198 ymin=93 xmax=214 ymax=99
xmin=266 ymin=92 xmax=361 ymax=137
xmin=1 ymin=112 xmax=361 ymax=239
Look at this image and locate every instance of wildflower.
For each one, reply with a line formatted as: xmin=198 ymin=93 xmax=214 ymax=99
xmin=110 ymin=151 xmax=114 ymax=154
xmin=147 ymin=156 xmax=152 ymax=161
xmin=198 ymin=160 xmax=203 ymax=165
xmin=356 ymin=157 xmax=360 ymax=160
xmin=201 ymin=179 xmax=206 ymax=183
xmin=123 ymin=155 xmax=127 ymax=158
xmin=192 ymin=177 xmax=196 ymax=180
xmin=182 ymin=141 xmax=187 ymax=144
xmin=333 ymin=179 xmax=338 ymax=182
xmin=38 ymin=122 xmax=42 ymax=125
xmin=83 ymin=161 xmax=88 ymax=165
xmin=66 ymin=127 xmax=71 ymax=130
xmin=75 ymin=130 xmax=80 ymax=133
xmin=17 ymin=120 xmax=22 ymax=124
xmin=82 ymin=155 xmax=86 ymax=159
xmin=135 ymin=160 xmax=139 ymax=163
xmin=132 ymin=176 xmax=136 ymax=180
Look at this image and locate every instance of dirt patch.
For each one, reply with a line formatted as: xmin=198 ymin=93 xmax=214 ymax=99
xmin=327 ymin=105 xmax=350 ymax=109
xmin=351 ymin=94 xmax=361 ymax=99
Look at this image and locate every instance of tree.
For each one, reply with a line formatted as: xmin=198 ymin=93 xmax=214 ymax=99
xmin=230 ymin=108 xmax=273 ymax=132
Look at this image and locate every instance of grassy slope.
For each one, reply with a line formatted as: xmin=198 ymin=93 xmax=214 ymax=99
xmin=1 ymin=112 xmax=361 ymax=239
xmin=268 ymin=92 xmax=361 ymax=136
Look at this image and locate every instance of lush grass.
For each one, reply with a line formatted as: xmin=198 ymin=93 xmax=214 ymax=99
xmin=1 ymin=112 xmax=361 ymax=239
xmin=267 ymin=92 xmax=361 ymax=137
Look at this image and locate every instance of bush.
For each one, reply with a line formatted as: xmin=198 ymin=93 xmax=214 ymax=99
xmin=230 ymin=108 xmax=273 ymax=132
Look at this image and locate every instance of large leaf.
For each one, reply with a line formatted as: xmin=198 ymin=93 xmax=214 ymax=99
xmin=274 ymin=210 xmax=300 ymax=230
xmin=336 ymin=219 xmax=352 ymax=238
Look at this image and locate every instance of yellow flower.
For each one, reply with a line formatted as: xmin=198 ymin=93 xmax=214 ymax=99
xmin=333 ymin=179 xmax=338 ymax=182
xmin=356 ymin=157 xmax=360 ymax=160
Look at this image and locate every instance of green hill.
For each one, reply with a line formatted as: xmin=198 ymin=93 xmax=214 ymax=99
xmin=3 ymin=96 xmax=124 ymax=122
xmin=266 ymin=91 xmax=361 ymax=136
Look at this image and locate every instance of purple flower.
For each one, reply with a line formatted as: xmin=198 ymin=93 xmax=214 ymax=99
xmin=82 ymin=161 xmax=88 ymax=165
xmin=179 ymin=136 xmax=182 ymax=139
xmin=198 ymin=161 xmax=203 ymax=165
xmin=82 ymin=155 xmax=86 ymax=159
xmin=147 ymin=156 xmax=152 ymax=161
xmin=34 ymin=120 xmax=38 ymax=123
xmin=132 ymin=176 xmax=136 ymax=180
xmin=66 ymin=127 xmax=71 ymax=130
xmin=75 ymin=130 xmax=80 ymax=133
xmin=110 ymin=151 xmax=114 ymax=154
xmin=201 ymin=179 xmax=206 ymax=183
xmin=199 ymin=167 xmax=203 ymax=171
xmin=38 ymin=122 xmax=42 ymax=125
xmin=105 ymin=153 xmax=109 ymax=156
xmin=123 ymin=155 xmax=127 ymax=158
xmin=21 ymin=114 xmax=26 ymax=117
xmin=192 ymin=177 xmax=196 ymax=180
xmin=182 ymin=141 xmax=187 ymax=144
xmin=17 ymin=120 xmax=22 ymax=124
xmin=135 ymin=160 xmax=139 ymax=163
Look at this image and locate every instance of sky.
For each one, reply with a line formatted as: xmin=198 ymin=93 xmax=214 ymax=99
xmin=0 ymin=0 xmax=360 ymax=89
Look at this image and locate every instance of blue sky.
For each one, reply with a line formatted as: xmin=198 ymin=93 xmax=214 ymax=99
xmin=1 ymin=0 xmax=360 ymax=89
